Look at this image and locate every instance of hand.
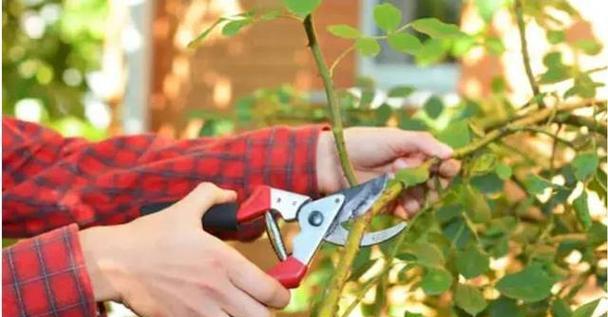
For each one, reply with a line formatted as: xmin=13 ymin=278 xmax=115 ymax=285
xmin=316 ymin=127 xmax=461 ymax=218
xmin=80 ymin=183 xmax=290 ymax=317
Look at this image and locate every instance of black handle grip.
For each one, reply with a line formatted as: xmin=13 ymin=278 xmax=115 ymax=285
xmin=140 ymin=202 xmax=240 ymax=232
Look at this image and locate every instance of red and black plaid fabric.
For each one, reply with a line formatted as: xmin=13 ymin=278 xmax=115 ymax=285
xmin=2 ymin=117 xmax=322 ymax=316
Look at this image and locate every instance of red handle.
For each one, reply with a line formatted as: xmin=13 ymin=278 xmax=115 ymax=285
xmin=237 ymin=186 xmax=272 ymax=222
xmin=267 ymin=256 xmax=308 ymax=289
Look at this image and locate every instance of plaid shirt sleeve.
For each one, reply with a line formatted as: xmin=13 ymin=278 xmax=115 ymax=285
xmin=2 ymin=117 xmax=324 ymax=317
xmin=3 ymin=224 xmax=96 ymax=317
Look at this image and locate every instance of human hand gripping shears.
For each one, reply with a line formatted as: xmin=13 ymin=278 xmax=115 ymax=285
xmin=140 ymin=175 xmax=406 ymax=289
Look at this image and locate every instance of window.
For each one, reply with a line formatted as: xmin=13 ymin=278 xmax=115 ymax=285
xmin=359 ymin=0 xmax=463 ymax=93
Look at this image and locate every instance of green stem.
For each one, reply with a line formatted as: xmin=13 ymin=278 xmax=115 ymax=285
xmin=514 ymin=0 xmax=545 ymax=108
xmin=330 ymin=45 xmax=355 ymax=77
xmin=303 ymin=15 xmax=358 ymax=186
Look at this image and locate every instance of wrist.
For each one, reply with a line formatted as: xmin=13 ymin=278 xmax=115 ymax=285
xmin=79 ymin=225 xmax=129 ymax=302
xmin=316 ymin=131 xmax=342 ymax=194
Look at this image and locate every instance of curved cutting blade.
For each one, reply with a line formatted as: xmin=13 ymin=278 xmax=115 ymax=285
xmin=332 ymin=175 xmax=389 ymax=224
xmin=323 ymin=174 xmax=406 ymax=246
xmin=324 ymin=222 xmax=407 ymax=246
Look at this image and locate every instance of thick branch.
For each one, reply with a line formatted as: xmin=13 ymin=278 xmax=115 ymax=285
xmin=514 ymin=0 xmax=545 ymax=108
xmin=303 ymin=15 xmax=358 ymax=186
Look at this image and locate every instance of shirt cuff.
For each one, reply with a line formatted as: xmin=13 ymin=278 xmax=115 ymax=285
xmin=243 ymin=124 xmax=327 ymax=198
xmin=3 ymin=224 xmax=96 ymax=317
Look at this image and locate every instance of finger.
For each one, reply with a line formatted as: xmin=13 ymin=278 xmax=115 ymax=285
xmin=221 ymin=285 xmax=271 ymax=317
xmin=428 ymin=190 xmax=439 ymax=204
xmin=400 ymin=192 xmax=421 ymax=217
xmin=173 ymin=182 xmax=237 ymax=217
xmin=226 ymin=250 xmax=290 ymax=308
xmin=398 ymin=131 xmax=453 ymax=159
xmin=392 ymin=155 xmax=425 ymax=171
xmin=393 ymin=205 xmax=409 ymax=220
xmin=426 ymin=177 xmax=449 ymax=190
xmin=439 ymin=159 xmax=461 ymax=178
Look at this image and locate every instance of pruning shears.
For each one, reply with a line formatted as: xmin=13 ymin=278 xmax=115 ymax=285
xmin=140 ymin=175 xmax=406 ymax=288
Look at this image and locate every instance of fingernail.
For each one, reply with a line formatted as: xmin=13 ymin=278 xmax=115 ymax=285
xmin=440 ymin=144 xmax=454 ymax=158
xmin=394 ymin=158 xmax=409 ymax=169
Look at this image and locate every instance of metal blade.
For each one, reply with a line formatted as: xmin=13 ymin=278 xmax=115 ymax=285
xmin=323 ymin=175 xmax=406 ymax=246
xmin=323 ymin=222 xmax=407 ymax=246
xmin=331 ymin=175 xmax=389 ymax=225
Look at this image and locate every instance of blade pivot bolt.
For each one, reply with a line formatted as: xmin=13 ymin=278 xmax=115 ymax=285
xmin=308 ymin=211 xmax=324 ymax=226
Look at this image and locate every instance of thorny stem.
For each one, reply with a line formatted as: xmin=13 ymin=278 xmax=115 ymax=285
xmin=550 ymin=124 xmax=563 ymax=171
xmin=303 ymin=15 xmax=358 ymax=186
xmin=514 ymin=0 xmax=546 ymax=108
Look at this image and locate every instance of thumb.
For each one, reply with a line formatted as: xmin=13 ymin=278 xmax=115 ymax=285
xmin=171 ymin=182 xmax=237 ymax=218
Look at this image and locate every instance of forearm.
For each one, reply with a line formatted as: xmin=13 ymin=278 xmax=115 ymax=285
xmin=3 ymin=120 xmax=324 ymax=238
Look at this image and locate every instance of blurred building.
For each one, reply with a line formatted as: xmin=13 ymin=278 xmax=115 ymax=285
xmin=116 ymin=0 xmax=608 ymax=137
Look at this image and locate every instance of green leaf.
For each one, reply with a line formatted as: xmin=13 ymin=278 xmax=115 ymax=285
xmin=495 ymin=163 xmax=512 ymax=180
xmin=488 ymin=297 xmax=524 ymax=317
xmin=283 ymin=0 xmax=321 ymax=16
xmin=188 ymin=18 xmax=224 ymax=48
xmin=491 ymin=77 xmax=506 ymax=94
xmin=551 ymin=298 xmax=573 ymax=317
xmin=388 ymin=85 xmax=415 ymax=97
xmin=573 ymin=191 xmax=592 ymax=230
xmin=455 ymin=284 xmax=488 ymax=316
xmin=470 ymin=153 xmax=497 ymax=175
xmin=421 ymin=267 xmax=453 ymax=295
xmin=588 ymin=221 xmax=608 ymax=246
xmin=395 ymin=165 xmax=430 ymax=187
xmin=399 ymin=242 xmax=445 ymax=267
xmin=375 ymin=103 xmax=393 ymax=125
xmin=221 ymin=19 xmax=252 ymax=36
xmin=475 ymin=0 xmax=504 ymax=22
xmin=387 ymin=32 xmax=422 ymax=54
xmin=589 ymin=168 xmax=607 ymax=202
xmin=462 ymin=185 xmax=492 ymax=223
xmin=572 ymin=152 xmax=599 ymax=181
xmin=437 ymin=120 xmax=471 ymax=149
xmin=404 ymin=312 xmax=423 ymax=317
xmin=327 ymin=24 xmax=361 ymax=39
xmin=356 ymin=37 xmax=381 ymax=57
xmin=373 ymin=3 xmax=401 ymax=32
xmin=484 ymin=36 xmax=505 ymax=55
xmin=415 ymin=39 xmax=447 ymax=65
xmin=442 ymin=217 xmax=473 ymax=249
xmin=423 ymin=95 xmax=444 ymax=119
xmin=350 ymin=247 xmax=374 ymax=281
xmin=456 ymin=244 xmax=490 ymax=279
xmin=565 ymin=74 xmax=602 ymax=99
xmin=574 ymin=40 xmax=602 ymax=55
xmin=572 ymin=299 xmax=600 ymax=317
xmin=523 ymin=174 xmax=552 ymax=195
xmin=540 ymin=52 xmax=570 ymax=84
xmin=547 ymin=30 xmax=566 ymax=44
xmin=471 ymin=172 xmax=504 ymax=194
xmin=411 ymin=18 xmax=464 ymax=39
xmin=400 ymin=117 xmax=428 ymax=131
xmin=496 ymin=264 xmax=554 ymax=302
